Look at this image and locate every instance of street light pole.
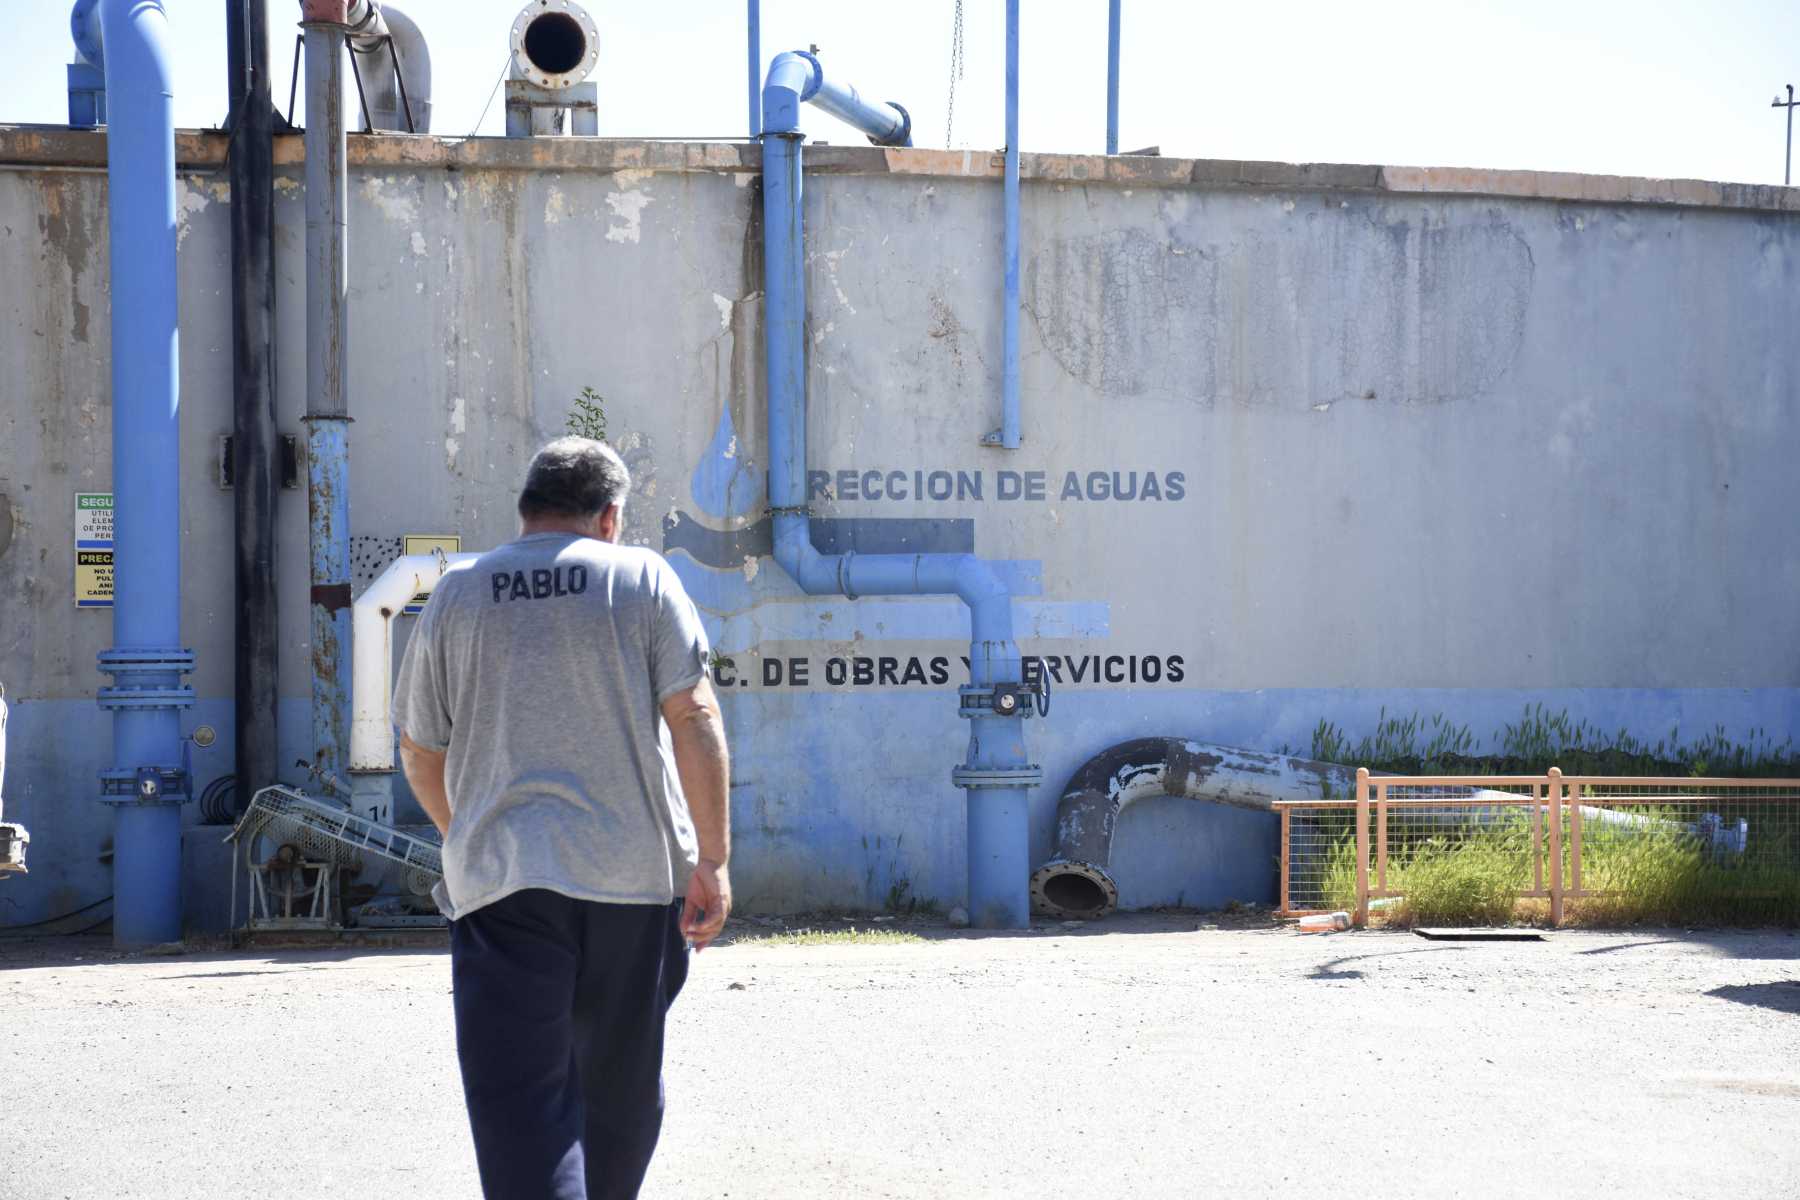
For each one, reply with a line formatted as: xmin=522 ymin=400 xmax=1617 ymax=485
xmin=1775 ymin=84 xmax=1796 ymax=186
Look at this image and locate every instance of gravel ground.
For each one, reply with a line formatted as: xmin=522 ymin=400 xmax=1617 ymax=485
xmin=3 ymin=916 xmax=1798 ymax=1199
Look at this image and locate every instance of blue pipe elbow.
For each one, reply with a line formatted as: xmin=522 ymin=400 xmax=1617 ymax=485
xmin=761 ymin=50 xmax=819 ymax=134
xmin=761 ymin=49 xmax=910 ymax=146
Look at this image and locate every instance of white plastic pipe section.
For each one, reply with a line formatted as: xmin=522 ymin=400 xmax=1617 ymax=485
xmin=348 ymin=553 xmax=479 ymax=772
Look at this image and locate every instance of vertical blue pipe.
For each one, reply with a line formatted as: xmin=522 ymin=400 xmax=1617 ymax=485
xmin=1106 ymin=0 xmax=1121 ymax=155
xmin=762 ymin=54 xmax=1038 ymax=927
xmin=746 ymin=0 xmax=761 ymax=136
xmin=762 ymin=130 xmax=806 ymax=513
xmin=303 ymin=21 xmax=352 ymax=792
xmin=96 ymin=0 xmax=190 ymax=946
xmin=1001 ymin=0 xmax=1021 ymax=450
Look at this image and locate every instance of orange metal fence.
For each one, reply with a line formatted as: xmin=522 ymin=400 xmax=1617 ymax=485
xmin=1275 ymin=768 xmax=1800 ymax=926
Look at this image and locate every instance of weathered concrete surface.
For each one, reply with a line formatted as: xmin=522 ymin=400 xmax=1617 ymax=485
xmin=2 ymin=922 xmax=1797 ymax=1198
xmin=1 ymin=129 xmax=1796 ymax=926
xmin=4 ymin=127 xmax=1799 ymax=213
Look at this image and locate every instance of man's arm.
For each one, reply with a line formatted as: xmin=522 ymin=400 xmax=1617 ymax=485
xmin=661 ymin=676 xmax=731 ymax=949
xmin=399 ymin=733 xmax=452 ymax=837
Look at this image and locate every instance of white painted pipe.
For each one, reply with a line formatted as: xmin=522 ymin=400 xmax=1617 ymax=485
xmin=356 ymin=2 xmax=432 ymax=132
xmin=349 ymin=552 xmax=480 ymax=772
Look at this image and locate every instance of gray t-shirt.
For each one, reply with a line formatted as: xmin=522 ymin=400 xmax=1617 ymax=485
xmin=391 ymin=532 xmax=710 ymax=920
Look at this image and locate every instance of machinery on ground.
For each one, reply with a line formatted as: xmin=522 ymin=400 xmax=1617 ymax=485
xmin=227 ymin=784 xmax=443 ymax=931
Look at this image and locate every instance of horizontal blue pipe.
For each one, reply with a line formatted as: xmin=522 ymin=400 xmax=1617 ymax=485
xmin=761 ymin=50 xmax=910 ymax=146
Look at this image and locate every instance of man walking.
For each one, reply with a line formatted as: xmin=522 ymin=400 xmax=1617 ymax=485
xmin=394 ymin=436 xmax=730 ymax=1200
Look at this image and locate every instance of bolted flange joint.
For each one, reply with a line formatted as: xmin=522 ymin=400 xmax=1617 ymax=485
xmin=97 ymin=648 xmax=196 ymax=713
xmin=100 ymin=764 xmax=189 ymax=806
xmin=951 ymin=763 xmax=1044 ymax=790
xmin=98 ymin=649 xmax=196 ymax=806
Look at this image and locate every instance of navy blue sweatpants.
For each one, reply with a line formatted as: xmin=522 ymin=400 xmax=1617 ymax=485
xmin=451 ymin=889 xmax=690 ymax=1200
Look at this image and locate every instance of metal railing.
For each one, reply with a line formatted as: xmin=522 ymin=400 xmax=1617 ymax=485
xmin=1276 ymin=768 xmax=1800 ymax=926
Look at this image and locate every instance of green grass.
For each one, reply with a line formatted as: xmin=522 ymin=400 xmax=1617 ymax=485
xmin=1573 ymin=810 xmax=1800 ymax=926
xmin=1295 ymin=703 xmax=1800 ymax=781
xmin=726 ymin=926 xmax=926 ymax=947
xmin=1312 ymin=808 xmax=1800 ymax=928
xmin=1317 ymin=817 xmax=1532 ymax=927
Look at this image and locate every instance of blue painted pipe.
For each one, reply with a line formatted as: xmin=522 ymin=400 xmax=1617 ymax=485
xmin=746 ymin=0 xmax=761 ymax=136
xmin=763 ymin=51 xmax=911 ymax=147
xmin=1106 ymin=0 xmax=1120 ymax=155
xmin=94 ymin=0 xmax=191 ymax=946
xmin=762 ymin=63 xmax=1035 ymax=928
xmin=1001 ymin=0 xmax=1021 ymax=449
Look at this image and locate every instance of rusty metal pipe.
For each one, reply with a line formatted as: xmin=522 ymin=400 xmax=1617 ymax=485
xmin=1030 ymin=739 xmax=1357 ymax=918
xmin=302 ymin=7 xmax=352 ymax=794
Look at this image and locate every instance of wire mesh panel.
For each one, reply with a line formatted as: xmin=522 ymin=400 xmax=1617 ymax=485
xmin=1564 ymin=778 xmax=1800 ymax=924
xmin=1277 ymin=773 xmax=1800 ymax=927
xmin=1278 ymin=803 xmax=1359 ymax=915
xmin=1369 ymin=779 xmax=1545 ymax=926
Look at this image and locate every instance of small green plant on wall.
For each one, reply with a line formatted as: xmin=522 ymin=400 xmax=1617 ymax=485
xmin=567 ymin=386 xmax=608 ymax=443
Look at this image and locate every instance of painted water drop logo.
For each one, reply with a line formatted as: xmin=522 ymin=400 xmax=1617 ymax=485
xmin=688 ymin=403 xmax=764 ymax=522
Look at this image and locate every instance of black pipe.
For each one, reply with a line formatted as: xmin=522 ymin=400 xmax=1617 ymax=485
xmin=227 ymin=0 xmax=279 ymax=817
xmin=1029 ymin=738 xmax=1357 ymax=919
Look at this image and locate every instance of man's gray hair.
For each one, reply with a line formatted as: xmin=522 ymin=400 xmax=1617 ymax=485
xmin=517 ymin=436 xmax=631 ymax=521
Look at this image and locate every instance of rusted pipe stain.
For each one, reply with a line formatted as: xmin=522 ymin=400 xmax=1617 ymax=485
xmin=310 ymin=582 xmax=352 ymax=611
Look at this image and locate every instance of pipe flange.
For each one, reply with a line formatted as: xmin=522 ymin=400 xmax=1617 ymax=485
xmin=872 ymin=101 xmax=912 ymax=148
xmin=793 ymin=50 xmax=824 ymax=103
xmin=951 ymin=763 xmax=1043 ymax=790
xmin=1029 ymin=858 xmax=1120 ymax=919
xmin=99 ymin=648 xmax=196 ymax=671
xmin=100 ymin=766 xmax=189 ymax=803
xmin=835 ymin=550 xmax=859 ymax=600
xmin=511 ymin=0 xmax=600 ymax=91
xmin=97 ymin=686 xmax=196 ymax=712
xmin=98 ymin=649 xmax=196 ymax=711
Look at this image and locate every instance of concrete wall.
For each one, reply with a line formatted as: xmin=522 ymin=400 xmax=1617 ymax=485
xmin=1 ymin=132 xmax=1796 ymax=928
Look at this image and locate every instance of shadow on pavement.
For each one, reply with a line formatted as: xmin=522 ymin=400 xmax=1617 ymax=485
xmin=1707 ymin=981 xmax=1800 ymax=1015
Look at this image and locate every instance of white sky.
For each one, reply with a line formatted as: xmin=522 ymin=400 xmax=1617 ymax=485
xmin=2 ymin=1 xmax=1797 ymax=185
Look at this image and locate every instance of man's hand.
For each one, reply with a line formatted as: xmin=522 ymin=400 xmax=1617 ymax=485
xmin=681 ymin=858 xmax=731 ymax=951
xmin=663 ymin=677 xmax=730 ymax=951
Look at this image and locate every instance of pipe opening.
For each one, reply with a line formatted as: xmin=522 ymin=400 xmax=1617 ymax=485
xmin=1041 ymin=871 xmax=1108 ymax=916
xmin=523 ymin=13 xmax=586 ymax=75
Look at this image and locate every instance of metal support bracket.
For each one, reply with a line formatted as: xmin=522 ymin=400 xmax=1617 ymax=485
xmin=67 ymin=62 xmax=106 ymax=128
xmin=505 ymin=80 xmax=599 ymax=137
